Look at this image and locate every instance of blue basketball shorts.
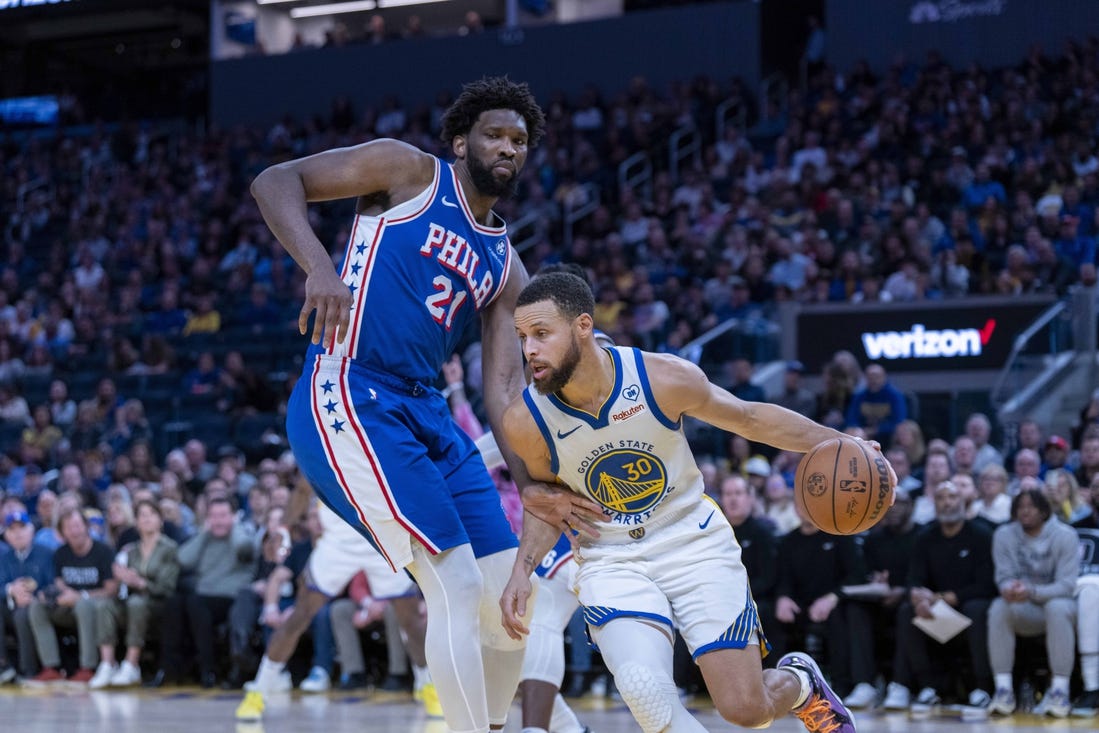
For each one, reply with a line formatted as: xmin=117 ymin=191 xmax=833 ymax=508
xmin=286 ymin=354 xmax=518 ymax=570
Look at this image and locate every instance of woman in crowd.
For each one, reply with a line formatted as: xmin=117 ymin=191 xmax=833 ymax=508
xmin=973 ymin=463 xmax=1013 ymax=526
xmin=1044 ymin=468 xmax=1091 ymax=524
xmin=90 ymin=499 xmax=180 ymax=688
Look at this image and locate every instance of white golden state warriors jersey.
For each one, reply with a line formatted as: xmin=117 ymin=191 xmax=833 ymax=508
xmin=522 ymin=347 xmax=705 ymax=544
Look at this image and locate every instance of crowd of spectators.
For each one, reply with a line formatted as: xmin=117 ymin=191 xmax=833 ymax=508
xmin=2 ymin=36 xmax=1099 ymax=714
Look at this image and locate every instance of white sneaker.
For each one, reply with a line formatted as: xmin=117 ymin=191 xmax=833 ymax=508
xmin=299 ymin=666 xmax=330 ymax=693
xmin=882 ymin=682 xmax=911 ymax=710
xmin=88 ymin=662 xmax=117 ymax=690
xmin=844 ymin=682 xmax=879 ymax=709
xmin=244 ymin=670 xmax=292 ymax=694
xmin=909 ymin=687 xmax=939 ymax=718
xmin=988 ymin=686 xmax=1016 ymax=715
xmin=967 ymin=689 xmax=991 ymax=709
xmin=109 ymin=661 xmax=142 ymax=687
xmin=1034 ymin=688 xmax=1071 ymax=718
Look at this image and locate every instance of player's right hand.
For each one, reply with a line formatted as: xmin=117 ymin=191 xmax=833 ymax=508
xmin=301 ymin=268 xmax=353 ymax=350
xmin=499 ymin=571 xmax=533 ymax=641
xmin=520 ymin=482 xmax=604 ymax=540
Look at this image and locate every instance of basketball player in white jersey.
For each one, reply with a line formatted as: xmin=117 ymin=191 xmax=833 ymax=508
xmin=499 ymin=272 xmax=897 ymax=733
xmin=236 ymin=484 xmax=436 ymax=721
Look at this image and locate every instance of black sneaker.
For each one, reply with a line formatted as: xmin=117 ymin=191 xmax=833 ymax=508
xmin=1072 ymin=689 xmax=1099 ymax=718
xmin=378 ymin=673 xmax=411 ymax=692
xmin=338 ymin=672 xmax=368 ymax=691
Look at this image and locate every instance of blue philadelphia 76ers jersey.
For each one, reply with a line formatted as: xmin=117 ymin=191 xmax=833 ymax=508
xmin=522 ymin=347 xmax=707 ymax=545
xmin=308 ymin=157 xmax=513 ymax=382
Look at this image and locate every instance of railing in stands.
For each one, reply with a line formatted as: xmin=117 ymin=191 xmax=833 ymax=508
xmin=676 ymin=315 xmax=781 ymax=371
xmin=715 ymin=96 xmax=746 ymax=144
xmin=562 ymin=182 xmax=601 ymax=252
xmin=990 ymin=298 xmax=1074 ymax=410
xmin=508 ymin=210 xmax=544 ymax=255
xmin=669 ymin=123 xmax=701 ymax=185
xmin=617 ymin=150 xmax=652 ymax=204
xmin=759 ymin=72 xmax=788 ymax=122
xmin=15 ymin=177 xmax=48 ymax=217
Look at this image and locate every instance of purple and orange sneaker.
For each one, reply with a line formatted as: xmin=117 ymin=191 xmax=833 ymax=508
xmin=777 ymin=652 xmax=856 ymax=733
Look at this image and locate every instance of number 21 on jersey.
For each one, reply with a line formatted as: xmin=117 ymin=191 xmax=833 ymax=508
xmin=424 ymin=275 xmax=467 ymax=329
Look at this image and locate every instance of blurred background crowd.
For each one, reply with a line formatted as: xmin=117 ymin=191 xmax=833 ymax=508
xmin=2 ymin=6 xmax=1099 ymax=718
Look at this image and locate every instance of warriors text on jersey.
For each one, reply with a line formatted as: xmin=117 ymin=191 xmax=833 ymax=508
xmin=522 ymin=346 xmax=705 ymax=544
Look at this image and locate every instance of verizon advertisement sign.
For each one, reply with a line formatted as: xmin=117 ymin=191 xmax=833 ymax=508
xmin=796 ymin=299 xmax=1053 ymax=373
xmin=827 ymin=0 xmax=1093 ymax=73
xmin=861 ymin=320 xmax=996 ymax=360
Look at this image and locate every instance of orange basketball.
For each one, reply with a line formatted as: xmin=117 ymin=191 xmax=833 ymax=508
xmin=795 ymin=436 xmax=894 ymax=535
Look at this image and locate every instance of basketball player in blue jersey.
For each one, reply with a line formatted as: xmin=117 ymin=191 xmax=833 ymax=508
xmin=248 ymin=78 xmax=603 ymax=733
xmin=499 ymin=272 xmax=899 ymax=733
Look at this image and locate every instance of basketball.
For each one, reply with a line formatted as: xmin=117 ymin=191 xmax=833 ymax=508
xmin=795 ymin=437 xmax=894 ymax=535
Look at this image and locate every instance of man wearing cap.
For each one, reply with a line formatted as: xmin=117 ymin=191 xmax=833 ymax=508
xmin=0 ymin=507 xmax=54 ymax=682
xmin=772 ymin=361 xmax=816 ymax=419
xmin=1044 ymin=435 xmax=1071 ymax=473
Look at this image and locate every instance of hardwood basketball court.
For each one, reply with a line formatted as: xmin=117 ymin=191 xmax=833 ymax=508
xmin=2 ymin=685 xmax=1094 ymax=732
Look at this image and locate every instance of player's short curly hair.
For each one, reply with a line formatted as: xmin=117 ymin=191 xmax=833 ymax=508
xmin=516 ymin=272 xmax=594 ymax=321
xmin=440 ymin=76 xmax=546 ymax=147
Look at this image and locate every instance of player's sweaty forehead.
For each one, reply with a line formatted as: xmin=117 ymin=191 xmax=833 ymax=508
xmin=514 ymin=301 xmax=565 ymax=335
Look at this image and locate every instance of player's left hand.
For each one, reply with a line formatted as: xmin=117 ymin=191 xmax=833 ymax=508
xmin=855 ymin=437 xmax=899 ymax=506
xmin=499 ymin=571 xmax=533 ymax=641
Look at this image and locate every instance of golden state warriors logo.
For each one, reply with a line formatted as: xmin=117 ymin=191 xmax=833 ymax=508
xmin=586 ymin=449 xmax=668 ymax=514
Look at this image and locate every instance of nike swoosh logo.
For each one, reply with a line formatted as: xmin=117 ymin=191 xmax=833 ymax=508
xmin=441 ymin=195 xmax=460 ymax=209
xmin=556 ymin=425 xmax=581 ymax=439
xmin=698 ymin=510 xmax=715 ymax=530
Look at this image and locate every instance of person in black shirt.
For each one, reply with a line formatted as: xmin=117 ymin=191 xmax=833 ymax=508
xmin=26 ymin=507 xmax=118 ymax=683
xmin=844 ymin=490 xmax=919 ymax=709
xmin=772 ymin=514 xmax=867 ymax=695
xmin=898 ymin=480 xmax=995 ymax=709
xmin=719 ymin=474 xmax=779 ymax=642
xmin=1072 ymin=488 xmax=1099 ymax=715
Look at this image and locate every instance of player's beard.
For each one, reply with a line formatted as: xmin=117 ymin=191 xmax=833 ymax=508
xmin=468 ymin=152 xmax=519 ymax=198
xmin=533 ymin=335 xmax=581 ymax=396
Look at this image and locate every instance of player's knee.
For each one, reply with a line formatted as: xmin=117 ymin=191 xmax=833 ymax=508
xmin=715 ymin=696 xmax=773 ymax=729
xmin=480 ymin=598 xmax=528 ymax=651
xmin=478 ymin=550 xmax=532 ymax=652
xmin=614 ymin=661 xmax=675 ymax=733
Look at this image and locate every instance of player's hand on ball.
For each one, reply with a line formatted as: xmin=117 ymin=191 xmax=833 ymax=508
xmin=854 ymin=436 xmax=899 ymax=506
xmin=499 ymin=571 xmax=534 ymax=641
xmin=520 ymin=482 xmax=603 ymax=539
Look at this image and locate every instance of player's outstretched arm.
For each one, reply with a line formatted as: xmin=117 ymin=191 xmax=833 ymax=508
xmin=647 ymin=352 xmax=847 ymax=453
xmin=250 ymin=139 xmax=434 ymax=349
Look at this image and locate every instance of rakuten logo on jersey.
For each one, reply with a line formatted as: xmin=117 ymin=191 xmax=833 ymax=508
xmin=611 ymin=404 xmax=646 ymax=422
xmin=861 ymin=319 xmax=996 ymax=360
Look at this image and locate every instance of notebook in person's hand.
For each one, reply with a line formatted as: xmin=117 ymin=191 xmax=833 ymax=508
xmin=912 ymin=599 xmax=972 ymax=643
